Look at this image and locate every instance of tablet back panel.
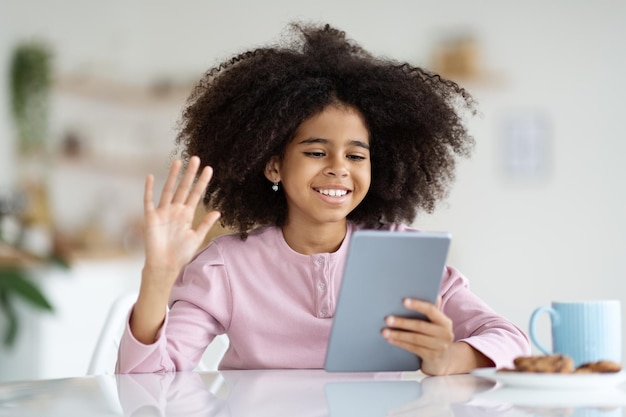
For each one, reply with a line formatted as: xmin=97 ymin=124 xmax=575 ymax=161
xmin=324 ymin=230 xmax=451 ymax=372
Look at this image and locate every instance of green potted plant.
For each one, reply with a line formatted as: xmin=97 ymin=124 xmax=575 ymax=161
xmin=0 ymin=261 xmax=54 ymax=347
xmin=0 ymin=192 xmax=58 ymax=347
xmin=1 ymin=41 xmax=59 ymax=348
xmin=9 ymin=41 xmax=52 ymax=155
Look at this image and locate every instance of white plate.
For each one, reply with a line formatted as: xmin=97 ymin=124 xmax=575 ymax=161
xmin=471 ymin=367 xmax=626 ymax=390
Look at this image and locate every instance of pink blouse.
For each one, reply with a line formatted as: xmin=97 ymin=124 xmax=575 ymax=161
xmin=116 ymin=222 xmax=529 ymax=373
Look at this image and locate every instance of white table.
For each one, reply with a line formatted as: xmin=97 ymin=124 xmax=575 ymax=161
xmin=0 ymin=369 xmax=624 ymax=417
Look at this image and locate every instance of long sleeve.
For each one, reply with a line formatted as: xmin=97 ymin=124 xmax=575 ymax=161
xmin=440 ymin=265 xmax=530 ymax=369
xmin=116 ymin=245 xmax=231 ymax=374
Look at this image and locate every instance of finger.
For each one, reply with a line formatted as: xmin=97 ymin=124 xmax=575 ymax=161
xmin=383 ymin=328 xmax=447 ymax=352
xmin=172 ymin=156 xmax=201 ymax=204
xmin=144 ymin=174 xmax=155 ymax=213
xmin=385 ymin=334 xmax=425 ymax=353
xmin=159 ymin=159 xmax=183 ymax=207
xmin=185 ymin=165 xmax=213 ymax=207
xmin=385 ymin=315 xmax=440 ymax=336
xmin=382 ymin=329 xmax=429 ymax=356
xmin=395 ymin=337 xmax=449 ymax=361
xmin=195 ymin=210 xmax=221 ymax=239
xmin=383 ymin=327 xmax=431 ymax=347
xmin=402 ymin=298 xmax=447 ymax=325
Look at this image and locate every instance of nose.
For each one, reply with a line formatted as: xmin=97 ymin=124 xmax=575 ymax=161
xmin=323 ymin=155 xmax=348 ymax=177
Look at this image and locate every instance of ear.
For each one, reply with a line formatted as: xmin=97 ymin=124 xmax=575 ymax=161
xmin=264 ymin=156 xmax=281 ymax=183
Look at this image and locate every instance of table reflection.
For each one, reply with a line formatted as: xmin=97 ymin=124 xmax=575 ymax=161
xmin=0 ymin=370 xmax=624 ymax=417
xmin=115 ymin=370 xmax=507 ymax=417
xmin=473 ymin=384 xmax=626 ymax=417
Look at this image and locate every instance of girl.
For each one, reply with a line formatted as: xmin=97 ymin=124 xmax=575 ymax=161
xmin=116 ymin=23 xmax=530 ymax=376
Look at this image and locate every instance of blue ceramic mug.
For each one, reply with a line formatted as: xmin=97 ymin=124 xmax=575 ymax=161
xmin=529 ymin=300 xmax=622 ymax=367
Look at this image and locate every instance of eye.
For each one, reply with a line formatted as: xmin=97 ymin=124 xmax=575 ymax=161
xmin=347 ymin=154 xmax=367 ymax=161
xmin=304 ymin=151 xmax=325 ymax=158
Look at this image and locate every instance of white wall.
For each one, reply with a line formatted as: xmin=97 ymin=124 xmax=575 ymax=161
xmin=1 ymin=0 xmax=625 ymax=379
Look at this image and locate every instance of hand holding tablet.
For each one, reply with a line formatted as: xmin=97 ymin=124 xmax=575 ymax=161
xmin=324 ymin=230 xmax=451 ymax=372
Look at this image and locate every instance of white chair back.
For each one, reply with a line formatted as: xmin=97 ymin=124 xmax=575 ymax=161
xmin=87 ymin=292 xmax=229 ymax=375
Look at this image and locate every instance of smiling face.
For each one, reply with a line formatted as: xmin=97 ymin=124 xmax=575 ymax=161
xmin=265 ymin=104 xmax=371 ymax=229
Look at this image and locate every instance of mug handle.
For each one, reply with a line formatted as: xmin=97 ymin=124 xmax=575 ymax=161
xmin=529 ymin=306 xmax=560 ymax=355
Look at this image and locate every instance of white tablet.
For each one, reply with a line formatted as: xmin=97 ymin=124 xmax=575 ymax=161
xmin=324 ymin=230 xmax=451 ymax=372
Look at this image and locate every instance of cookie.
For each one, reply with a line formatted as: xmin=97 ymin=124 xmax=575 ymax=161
xmin=512 ymin=354 xmax=575 ymax=373
xmin=496 ymin=367 xmax=517 ymax=373
xmin=575 ymin=360 xmax=622 ymax=373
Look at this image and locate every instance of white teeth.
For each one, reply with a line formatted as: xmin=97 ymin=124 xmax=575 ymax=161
xmin=317 ymin=189 xmax=348 ymax=197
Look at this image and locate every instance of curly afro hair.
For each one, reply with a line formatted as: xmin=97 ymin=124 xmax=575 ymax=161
xmin=176 ymin=22 xmax=476 ymax=237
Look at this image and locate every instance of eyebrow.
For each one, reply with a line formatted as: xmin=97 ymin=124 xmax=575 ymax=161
xmin=298 ymin=137 xmax=370 ymax=150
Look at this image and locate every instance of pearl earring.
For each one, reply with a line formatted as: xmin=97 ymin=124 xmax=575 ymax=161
xmin=272 ymin=182 xmax=279 ymax=192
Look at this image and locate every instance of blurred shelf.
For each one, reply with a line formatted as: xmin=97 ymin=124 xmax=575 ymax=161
xmin=0 ymin=242 xmax=47 ymax=268
xmin=432 ymin=69 xmax=508 ymax=90
xmin=54 ymin=74 xmax=195 ymax=108
xmin=64 ymin=247 xmax=141 ymax=262
xmin=54 ymin=154 xmax=168 ymax=178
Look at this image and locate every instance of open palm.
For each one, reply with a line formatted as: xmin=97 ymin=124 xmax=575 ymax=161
xmin=143 ymin=156 xmax=221 ymax=288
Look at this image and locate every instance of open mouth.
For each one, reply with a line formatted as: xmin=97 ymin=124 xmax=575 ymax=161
xmin=315 ymin=188 xmax=350 ymax=197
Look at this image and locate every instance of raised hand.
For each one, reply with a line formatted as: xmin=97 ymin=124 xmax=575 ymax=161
xmin=143 ymin=156 xmax=220 ymax=284
xmin=131 ymin=156 xmax=220 ymax=344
